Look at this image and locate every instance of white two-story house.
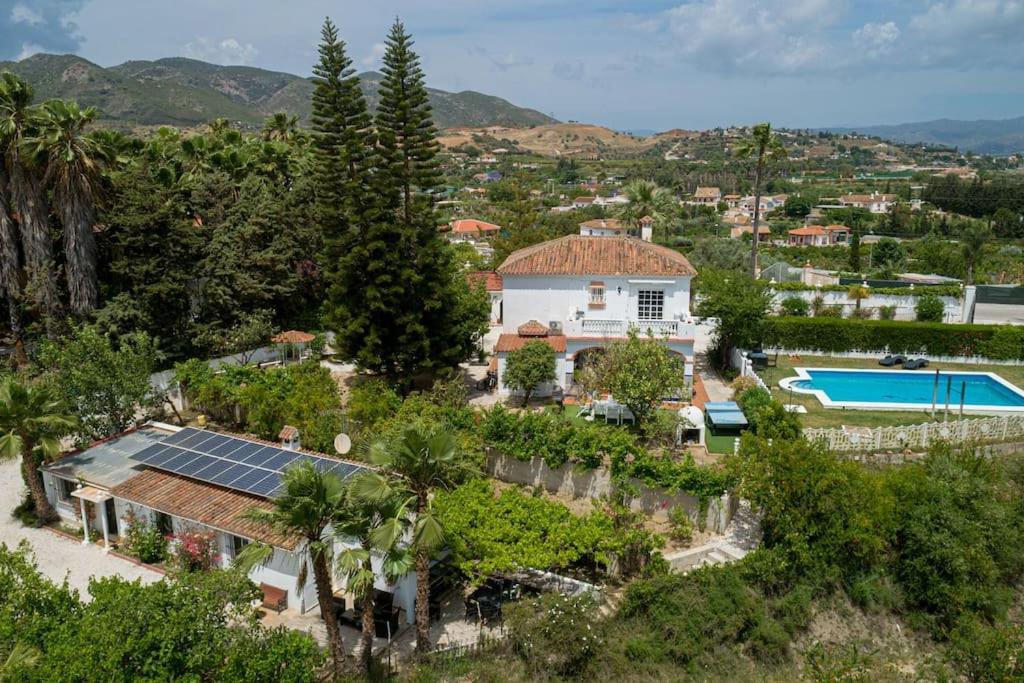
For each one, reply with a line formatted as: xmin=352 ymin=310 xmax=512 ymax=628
xmin=493 ymin=234 xmax=697 ymax=397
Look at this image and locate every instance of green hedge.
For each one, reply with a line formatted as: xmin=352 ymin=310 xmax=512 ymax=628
xmin=762 ymin=317 xmax=1024 ymax=360
xmin=770 ymin=282 xmax=963 ymax=299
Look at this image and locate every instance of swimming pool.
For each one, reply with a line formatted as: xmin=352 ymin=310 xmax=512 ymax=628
xmin=779 ymin=368 xmax=1024 ymax=413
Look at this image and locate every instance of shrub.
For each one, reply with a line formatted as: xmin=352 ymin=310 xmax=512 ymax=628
xmin=779 ymin=296 xmax=809 ymax=317
xmin=170 ymin=529 xmax=220 ymax=573
xmin=120 ymin=513 xmax=169 ymax=564
xmin=948 ymin=617 xmax=1024 ymax=682
xmin=978 ymin=324 xmax=1024 ymax=360
xmin=667 ymin=505 xmax=694 ymax=545
xmin=815 ymin=304 xmax=843 ymax=318
xmin=735 ymin=387 xmax=801 ymax=441
xmin=849 ymin=307 xmax=873 ymax=319
xmin=915 ymin=294 xmax=944 ymax=322
xmin=503 ymin=340 xmax=557 ymax=405
xmin=729 ymin=375 xmax=759 ymax=399
xmin=506 ymin=593 xmax=599 ymax=677
xmin=878 ymin=304 xmax=896 ymax=320
xmin=761 ymin=317 xmax=1017 ymax=359
xmin=347 ymin=378 xmax=402 ymax=432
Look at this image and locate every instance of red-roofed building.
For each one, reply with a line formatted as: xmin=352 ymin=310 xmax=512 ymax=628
xmin=491 ymin=235 xmax=696 ymax=398
xmin=787 ymin=224 xmax=851 ymax=246
xmin=448 ymin=218 xmax=501 ymax=242
xmin=467 ymin=271 xmax=504 ymax=324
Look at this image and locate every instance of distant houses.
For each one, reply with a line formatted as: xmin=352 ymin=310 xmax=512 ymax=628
xmin=787 ymin=224 xmax=850 ymax=246
xmin=447 ymin=218 xmax=501 ymax=242
xmin=691 ymin=186 xmax=722 ymax=205
xmin=839 ymin=192 xmax=895 ymax=214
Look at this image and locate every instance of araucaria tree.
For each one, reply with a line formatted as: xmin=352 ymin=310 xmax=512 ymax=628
xmin=316 ymin=18 xmax=486 ymax=380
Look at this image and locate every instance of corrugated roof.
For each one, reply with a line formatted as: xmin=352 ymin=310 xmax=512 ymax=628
xmin=44 ymin=427 xmax=171 ymax=489
xmin=497 ymin=235 xmax=696 ymax=277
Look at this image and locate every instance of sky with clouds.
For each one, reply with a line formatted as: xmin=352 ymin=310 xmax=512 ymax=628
xmin=2 ymin=0 xmax=1023 ymax=131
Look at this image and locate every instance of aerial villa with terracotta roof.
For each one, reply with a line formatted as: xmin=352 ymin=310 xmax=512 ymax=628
xmin=492 ymin=234 xmax=697 ymax=398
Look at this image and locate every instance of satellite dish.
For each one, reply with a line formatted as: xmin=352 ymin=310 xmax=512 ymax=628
xmin=333 ymin=433 xmax=352 ymax=455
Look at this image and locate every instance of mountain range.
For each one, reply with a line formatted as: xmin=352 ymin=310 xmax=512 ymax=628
xmin=823 ymin=117 xmax=1024 ymax=155
xmin=0 ymin=53 xmax=557 ymax=131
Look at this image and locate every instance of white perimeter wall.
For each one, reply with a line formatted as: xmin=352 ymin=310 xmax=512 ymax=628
xmin=772 ymin=289 xmax=966 ymax=323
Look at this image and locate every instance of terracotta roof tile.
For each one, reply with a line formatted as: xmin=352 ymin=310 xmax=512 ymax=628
xmin=451 ymin=219 xmax=500 ymax=234
xmin=517 ymin=320 xmax=550 ymax=336
xmin=110 ymin=470 xmax=299 ymax=550
xmin=495 ymin=333 xmax=567 ymax=353
xmin=467 ymin=271 xmax=503 ymax=291
xmin=579 ymin=218 xmax=625 ymax=230
xmin=271 ymin=330 xmax=315 ymax=344
xmin=789 ymin=226 xmax=827 ymax=236
xmin=496 ymin=235 xmax=696 ymax=277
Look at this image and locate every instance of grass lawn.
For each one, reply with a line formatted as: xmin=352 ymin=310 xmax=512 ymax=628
xmin=705 ymin=433 xmax=739 ymax=455
xmin=759 ymin=354 xmax=1024 ymax=429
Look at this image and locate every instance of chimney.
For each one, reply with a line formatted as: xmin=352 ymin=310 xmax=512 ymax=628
xmin=279 ymin=425 xmax=300 ymax=451
xmin=639 ymin=216 xmax=654 ymax=242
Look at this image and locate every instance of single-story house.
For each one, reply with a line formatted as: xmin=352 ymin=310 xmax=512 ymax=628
xmin=42 ymin=424 xmax=418 ymax=622
xmin=448 ymin=218 xmax=501 ymax=242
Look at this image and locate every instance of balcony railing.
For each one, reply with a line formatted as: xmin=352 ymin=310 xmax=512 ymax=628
xmin=574 ymin=319 xmax=694 ymax=338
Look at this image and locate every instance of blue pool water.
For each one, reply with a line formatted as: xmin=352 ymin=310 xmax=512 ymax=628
xmin=788 ymin=369 xmax=1024 ymax=409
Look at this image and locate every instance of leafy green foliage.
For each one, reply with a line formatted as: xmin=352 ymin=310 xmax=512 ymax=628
xmin=506 ymin=593 xmax=600 ymax=677
xmin=120 ymin=512 xmax=169 ymax=564
xmin=0 ymin=544 xmax=322 ymax=682
xmin=948 ymin=617 xmax=1024 ymax=682
xmin=173 ymin=360 xmax=344 ymax=452
xmin=589 ymin=330 xmax=685 ymax=428
xmin=38 ymin=324 xmax=160 ymax=443
xmin=762 ymin=316 xmax=1023 ymax=359
xmin=915 ymin=293 xmax=944 ymax=322
xmin=695 ymin=269 xmax=773 ymax=367
xmin=502 ymin=341 xmax=556 ymax=405
xmin=434 ymin=479 xmax=647 ymax=579
xmin=779 ymin=296 xmax=809 ymax=316
xmin=734 ymin=387 xmax=801 ymax=440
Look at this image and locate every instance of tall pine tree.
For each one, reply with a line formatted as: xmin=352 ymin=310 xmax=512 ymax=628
xmin=317 ymin=18 xmax=487 ymax=379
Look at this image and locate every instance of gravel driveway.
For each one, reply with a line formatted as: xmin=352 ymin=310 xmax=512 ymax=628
xmin=0 ymin=459 xmax=161 ymax=598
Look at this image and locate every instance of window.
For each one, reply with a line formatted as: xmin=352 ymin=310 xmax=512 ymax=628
xmin=637 ymin=290 xmax=664 ymax=320
xmin=588 ymin=285 xmax=605 ymax=305
xmin=229 ymin=535 xmax=250 ymax=559
xmin=55 ymin=478 xmax=76 ymax=504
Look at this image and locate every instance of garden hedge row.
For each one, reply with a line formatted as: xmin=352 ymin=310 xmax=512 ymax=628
xmin=761 ymin=317 xmax=1024 ymax=360
xmin=771 ymin=282 xmax=963 ymax=298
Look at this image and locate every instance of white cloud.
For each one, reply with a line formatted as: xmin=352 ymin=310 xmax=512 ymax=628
xmin=16 ymin=42 xmax=45 ymax=60
xmin=853 ymin=21 xmax=900 ymax=57
xmin=907 ymin=0 xmax=1024 ymax=67
xmin=10 ymin=4 xmax=44 ymax=26
xmin=182 ymin=37 xmax=258 ymax=65
xmin=662 ymin=0 xmax=846 ymax=75
xmin=467 ymin=46 xmax=533 ymax=71
xmin=361 ymin=42 xmax=386 ymax=67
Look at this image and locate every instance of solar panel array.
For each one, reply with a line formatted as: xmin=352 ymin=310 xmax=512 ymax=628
xmin=128 ymin=427 xmax=363 ymax=498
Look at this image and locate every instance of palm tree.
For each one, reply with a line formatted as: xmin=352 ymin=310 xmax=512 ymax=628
xmin=356 ymin=429 xmax=468 ymax=653
xmin=334 ymin=474 xmax=413 ymax=673
xmin=0 ymin=378 xmax=77 ymax=523
xmin=0 ymin=73 xmax=60 ymax=334
xmin=734 ymin=123 xmax=786 ymax=278
xmin=263 ymin=112 xmax=299 ymax=142
xmin=960 ymin=223 xmax=990 ymax=285
xmin=619 ymin=179 xmax=672 ymax=237
xmin=0 ymin=642 xmax=40 ymax=682
xmin=29 ymin=100 xmax=112 ymax=318
xmin=847 ymin=283 xmax=870 ymax=311
xmin=0 ymin=165 xmax=23 ymax=352
xmin=235 ymin=461 xmax=347 ymax=676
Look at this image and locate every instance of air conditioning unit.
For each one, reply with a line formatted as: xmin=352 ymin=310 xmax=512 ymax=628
xmin=549 ymin=321 xmax=563 ymax=333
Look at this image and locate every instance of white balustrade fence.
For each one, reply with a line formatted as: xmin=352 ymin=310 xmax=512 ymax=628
xmin=805 ymin=414 xmax=1024 ymax=453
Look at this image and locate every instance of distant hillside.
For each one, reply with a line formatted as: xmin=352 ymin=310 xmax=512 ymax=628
xmin=0 ymin=53 xmax=557 ymax=131
xmin=824 ymin=117 xmax=1024 ymax=155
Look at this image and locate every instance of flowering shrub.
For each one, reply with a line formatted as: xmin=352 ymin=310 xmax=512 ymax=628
xmin=506 ymin=592 xmax=599 ymax=676
xmin=120 ymin=512 xmax=169 ymax=564
xmin=171 ymin=529 xmax=221 ymax=572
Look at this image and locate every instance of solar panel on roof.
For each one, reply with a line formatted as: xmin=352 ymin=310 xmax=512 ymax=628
xmin=129 ymin=427 xmax=367 ymax=499
xmin=245 ymin=474 xmax=282 ymax=497
xmin=241 ymin=446 xmax=280 ymax=467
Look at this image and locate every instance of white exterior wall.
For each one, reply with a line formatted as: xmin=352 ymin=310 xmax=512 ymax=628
xmin=496 ymin=351 xmax=570 ymax=398
xmin=772 ymin=290 xmax=965 ymax=323
xmin=501 ymin=274 xmax=693 ymax=335
xmin=488 ymin=292 xmax=502 ymax=324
